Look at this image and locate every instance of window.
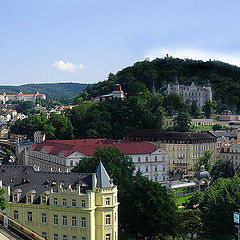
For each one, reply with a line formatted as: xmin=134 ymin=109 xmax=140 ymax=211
xmin=27 ymin=212 xmax=32 ymax=222
xmin=81 ymin=217 xmax=86 ymax=228
xmin=138 ymin=157 xmax=140 ymax=162
xmin=42 ymin=232 xmax=47 ymax=240
xmin=72 ymin=199 xmax=76 ymax=207
xmin=27 ymin=195 xmax=32 ymax=203
xmin=13 ymin=194 xmax=18 ymax=202
xmin=53 ymin=215 xmax=58 ymax=225
xmin=62 ymin=199 xmax=67 ymax=207
xmin=81 ymin=200 xmax=86 ymax=208
xmin=146 ymin=167 xmax=148 ymax=172
xmin=72 ymin=237 xmax=76 ymax=240
xmin=106 ymin=198 xmax=110 ymax=205
xmin=53 ymin=234 xmax=58 ymax=240
xmin=106 ymin=214 xmax=111 ymax=225
xmin=53 ymin=198 xmax=58 ymax=206
xmin=145 ymin=157 xmax=148 ymax=162
xmin=155 ymin=166 xmax=157 ymax=171
xmin=163 ymin=166 xmax=165 ymax=171
xmin=41 ymin=213 xmax=47 ymax=223
xmin=71 ymin=216 xmax=76 ymax=227
xmin=106 ymin=234 xmax=111 ymax=240
xmin=155 ymin=156 xmax=157 ymax=161
xmin=13 ymin=211 xmax=18 ymax=220
xmin=41 ymin=196 xmax=46 ymax=204
xmin=63 ymin=235 xmax=67 ymax=240
xmin=62 ymin=216 xmax=67 ymax=226
xmin=81 ymin=238 xmax=86 ymax=240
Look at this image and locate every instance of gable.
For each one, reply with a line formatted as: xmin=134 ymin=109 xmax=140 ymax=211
xmin=66 ymin=151 xmax=86 ymax=159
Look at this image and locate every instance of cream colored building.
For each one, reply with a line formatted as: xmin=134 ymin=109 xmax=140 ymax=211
xmin=1 ymin=164 xmax=118 ymax=240
xmin=165 ymin=118 xmax=214 ymax=127
xmin=125 ymin=129 xmax=217 ymax=176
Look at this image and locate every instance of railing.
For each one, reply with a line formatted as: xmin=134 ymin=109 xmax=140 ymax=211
xmin=0 ymin=212 xmax=45 ymax=240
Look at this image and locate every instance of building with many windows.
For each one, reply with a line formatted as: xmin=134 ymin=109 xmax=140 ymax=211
xmin=167 ymin=80 xmax=212 ymax=108
xmin=124 ymin=129 xmax=217 ymax=176
xmin=17 ymin=139 xmax=168 ymax=185
xmin=0 ymin=91 xmax=46 ymax=104
xmin=1 ymin=164 xmax=118 ymax=240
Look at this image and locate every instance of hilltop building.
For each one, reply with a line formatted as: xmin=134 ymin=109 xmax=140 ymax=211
xmin=93 ymin=84 xmax=126 ymax=102
xmin=124 ymin=129 xmax=217 ymax=176
xmin=167 ymin=80 xmax=212 ymax=107
xmin=0 ymin=91 xmax=46 ymax=104
xmin=1 ymin=164 xmax=118 ymax=240
xmin=16 ymin=139 xmax=168 ymax=185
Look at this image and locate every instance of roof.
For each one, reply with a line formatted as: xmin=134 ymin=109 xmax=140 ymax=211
xmin=113 ymin=84 xmax=123 ymax=92
xmin=31 ymin=139 xmax=161 ymax=157
xmin=96 ymin=161 xmax=113 ymax=188
xmin=125 ymin=129 xmax=216 ymax=141
xmin=0 ymin=166 xmax=93 ymax=203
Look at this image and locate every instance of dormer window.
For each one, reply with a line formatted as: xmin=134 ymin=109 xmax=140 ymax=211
xmin=27 ymin=195 xmax=32 ymax=203
xmin=41 ymin=196 xmax=46 ymax=204
xmin=13 ymin=194 xmax=18 ymax=202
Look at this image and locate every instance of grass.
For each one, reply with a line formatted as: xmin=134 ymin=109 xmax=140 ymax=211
xmin=176 ymin=195 xmax=190 ymax=207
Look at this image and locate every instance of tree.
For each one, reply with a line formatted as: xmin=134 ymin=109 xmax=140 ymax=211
xmin=177 ymin=209 xmax=203 ymax=240
xmin=0 ymin=188 xmax=7 ymax=210
xmin=154 ymin=106 xmax=166 ymax=130
xmin=200 ymin=175 xmax=240 ymax=239
xmin=173 ymin=112 xmax=192 ymax=132
xmin=123 ymin=173 xmax=177 ymax=239
xmin=194 ymin=150 xmax=212 ymax=172
xmin=72 ymin=148 xmax=178 ymax=239
xmin=202 ymin=100 xmax=213 ymax=118
xmin=212 ymin=123 xmax=223 ymax=131
xmin=210 ymin=159 xmax=235 ymax=182
xmin=183 ymin=192 xmax=203 ymax=209
xmin=2 ymin=147 xmax=12 ymax=165
xmin=72 ymin=147 xmax=135 ymax=201
xmin=190 ymin=101 xmax=201 ymax=118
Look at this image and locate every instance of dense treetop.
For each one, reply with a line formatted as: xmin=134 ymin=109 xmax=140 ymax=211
xmin=79 ymin=57 xmax=240 ymax=112
xmin=0 ymin=82 xmax=88 ymax=99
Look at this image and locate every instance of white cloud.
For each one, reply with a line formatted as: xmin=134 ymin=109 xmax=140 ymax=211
xmin=145 ymin=48 xmax=240 ymax=67
xmin=52 ymin=60 xmax=86 ymax=72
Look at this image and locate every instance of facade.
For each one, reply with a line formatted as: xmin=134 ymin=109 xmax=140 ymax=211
xmin=215 ymin=110 xmax=240 ymax=121
xmin=124 ymin=129 xmax=217 ymax=176
xmin=34 ymin=131 xmax=46 ymax=143
xmin=1 ymin=164 xmax=118 ymax=240
xmin=0 ymin=91 xmax=46 ymax=104
xmin=17 ymin=139 xmax=168 ymax=185
xmin=167 ymin=80 xmax=212 ymax=107
xmin=165 ymin=118 xmax=214 ymax=127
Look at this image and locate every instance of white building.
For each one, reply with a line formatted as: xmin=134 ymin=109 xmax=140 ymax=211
xmin=167 ymin=80 xmax=212 ymax=108
xmin=17 ymin=139 xmax=168 ymax=185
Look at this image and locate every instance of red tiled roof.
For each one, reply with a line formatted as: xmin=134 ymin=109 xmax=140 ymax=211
xmin=32 ymin=139 xmax=160 ymax=157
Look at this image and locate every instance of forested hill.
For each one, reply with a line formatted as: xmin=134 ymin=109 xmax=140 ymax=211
xmin=0 ymin=83 xmax=88 ymax=99
xmin=81 ymin=57 xmax=240 ymax=111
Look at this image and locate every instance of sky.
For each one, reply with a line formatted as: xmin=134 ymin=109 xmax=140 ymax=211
xmin=0 ymin=0 xmax=240 ymax=85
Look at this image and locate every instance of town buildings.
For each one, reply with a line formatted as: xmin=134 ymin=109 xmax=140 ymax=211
xmin=0 ymin=91 xmax=46 ymax=104
xmin=219 ymin=130 xmax=240 ymax=169
xmin=167 ymin=80 xmax=212 ymax=107
xmin=1 ymin=164 xmax=118 ymax=240
xmin=124 ymin=129 xmax=217 ymax=176
xmin=16 ymin=139 xmax=168 ymax=185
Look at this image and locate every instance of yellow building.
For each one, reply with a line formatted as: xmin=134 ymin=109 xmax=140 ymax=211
xmin=0 ymin=163 xmax=118 ymax=240
xmin=125 ymin=129 xmax=217 ymax=176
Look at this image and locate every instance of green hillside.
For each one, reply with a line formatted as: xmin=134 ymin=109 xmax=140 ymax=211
xmin=0 ymin=82 xmax=88 ymax=99
xmin=81 ymin=57 xmax=240 ymax=112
